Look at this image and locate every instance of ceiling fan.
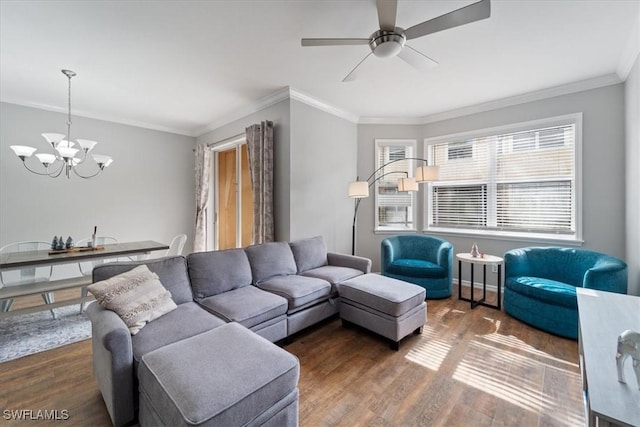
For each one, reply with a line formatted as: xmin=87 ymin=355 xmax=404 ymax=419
xmin=301 ymin=0 xmax=491 ymax=82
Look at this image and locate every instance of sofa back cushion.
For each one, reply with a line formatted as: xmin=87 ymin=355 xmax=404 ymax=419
xmin=289 ymin=236 xmax=328 ymax=273
xmin=92 ymin=256 xmax=193 ymax=305
xmin=245 ymin=242 xmax=297 ymax=284
xmin=187 ymin=249 xmax=252 ymax=299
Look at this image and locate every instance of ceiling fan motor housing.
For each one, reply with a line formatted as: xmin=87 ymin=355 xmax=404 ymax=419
xmin=369 ymin=28 xmax=406 ymax=58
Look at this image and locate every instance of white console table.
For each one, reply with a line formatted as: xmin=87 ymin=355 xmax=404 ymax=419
xmin=577 ymin=288 xmax=640 ymax=427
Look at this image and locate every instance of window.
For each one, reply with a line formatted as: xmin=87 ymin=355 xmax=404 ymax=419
xmin=447 ymin=141 xmax=473 ymax=160
xmin=375 ymin=139 xmax=416 ymax=231
xmin=425 ymin=114 xmax=581 ymax=241
xmin=512 ymin=127 xmax=566 ymax=152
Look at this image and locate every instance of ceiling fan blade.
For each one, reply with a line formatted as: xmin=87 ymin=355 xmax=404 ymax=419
xmin=342 ymin=52 xmax=373 ymax=82
xmin=376 ymin=0 xmax=398 ymax=31
xmin=397 ymin=45 xmax=438 ymax=71
xmin=404 ymin=0 xmax=491 ymax=40
xmin=301 ymin=38 xmax=370 ymax=47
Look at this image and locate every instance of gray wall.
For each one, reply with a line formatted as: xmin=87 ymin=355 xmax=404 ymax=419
xmin=355 ymin=123 xmax=423 ymax=260
xmin=196 ymin=100 xmax=291 ymax=243
xmin=625 ymin=55 xmax=640 ymax=296
xmin=289 ymin=100 xmax=357 ymax=253
xmin=356 ymin=84 xmax=627 ymax=284
xmin=0 ymin=102 xmax=196 ymax=278
xmin=196 ymin=99 xmax=357 ymax=253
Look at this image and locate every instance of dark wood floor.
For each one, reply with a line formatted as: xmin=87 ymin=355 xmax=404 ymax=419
xmin=1 ymin=288 xmax=583 ymax=426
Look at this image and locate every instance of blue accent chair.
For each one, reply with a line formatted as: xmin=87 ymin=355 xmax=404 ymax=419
xmin=504 ymin=247 xmax=627 ymax=340
xmin=381 ymin=235 xmax=453 ymax=299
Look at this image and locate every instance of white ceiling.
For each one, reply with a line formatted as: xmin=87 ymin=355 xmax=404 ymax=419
xmin=1 ymin=1 xmax=638 ymax=137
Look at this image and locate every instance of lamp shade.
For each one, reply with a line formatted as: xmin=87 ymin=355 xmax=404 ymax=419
xmin=35 ymin=153 xmax=57 ymax=166
xmin=348 ymin=181 xmax=369 ymax=198
xmin=397 ymin=177 xmax=418 ymax=192
xmin=93 ymin=155 xmax=113 ymax=168
xmin=415 ymin=165 xmax=440 ymax=182
xmin=56 ymin=146 xmax=79 ymax=159
xmin=77 ymin=139 xmax=98 ymax=152
xmin=10 ymin=145 xmax=37 ymax=158
xmin=41 ymin=133 xmax=65 ymax=145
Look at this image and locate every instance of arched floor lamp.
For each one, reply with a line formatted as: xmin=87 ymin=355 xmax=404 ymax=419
xmin=348 ymin=158 xmax=439 ymax=255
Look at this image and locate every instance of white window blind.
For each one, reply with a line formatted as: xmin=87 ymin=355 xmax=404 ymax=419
xmin=427 ymin=119 xmax=578 ymax=239
xmin=375 ymin=140 xmax=416 ymax=231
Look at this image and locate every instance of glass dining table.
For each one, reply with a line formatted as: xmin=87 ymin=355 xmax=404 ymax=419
xmin=0 ymin=240 xmax=169 ymax=319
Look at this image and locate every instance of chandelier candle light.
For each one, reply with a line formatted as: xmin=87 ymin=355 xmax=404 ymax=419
xmin=9 ymin=69 xmax=113 ymax=179
xmin=348 ymin=158 xmax=439 ymax=255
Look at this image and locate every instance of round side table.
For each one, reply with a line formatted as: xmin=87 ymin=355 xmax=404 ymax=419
xmin=456 ymin=253 xmax=503 ymax=310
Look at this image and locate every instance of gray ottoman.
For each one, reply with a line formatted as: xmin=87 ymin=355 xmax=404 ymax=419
xmin=138 ymin=322 xmax=300 ymax=426
xmin=339 ymin=273 xmax=426 ymax=350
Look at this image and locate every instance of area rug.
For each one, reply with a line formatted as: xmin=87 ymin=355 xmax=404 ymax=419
xmin=0 ymin=305 xmax=91 ymax=363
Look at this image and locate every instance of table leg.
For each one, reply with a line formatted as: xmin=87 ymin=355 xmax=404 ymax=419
xmin=483 ymin=264 xmax=487 ymax=302
xmin=458 ymin=260 xmax=463 ymax=301
xmin=470 ymin=262 xmax=474 ymax=307
xmin=497 ymin=264 xmax=502 ymax=310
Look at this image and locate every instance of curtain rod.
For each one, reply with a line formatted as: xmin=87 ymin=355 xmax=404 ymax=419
xmin=206 ymin=132 xmax=245 ymax=148
xmin=193 ymin=132 xmax=246 ymax=152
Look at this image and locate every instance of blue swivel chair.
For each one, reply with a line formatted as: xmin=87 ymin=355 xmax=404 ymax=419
xmin=381 ymin=235 xmax=453 ymax=299
xmin=504 ymin=247 xmax=627 ymax=340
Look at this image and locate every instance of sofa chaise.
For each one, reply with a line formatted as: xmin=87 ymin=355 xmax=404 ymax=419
xmin=87 ymin=236 xmax=371 ymax=426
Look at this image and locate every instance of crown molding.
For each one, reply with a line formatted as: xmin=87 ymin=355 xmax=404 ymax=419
xmin=288 ymin=87 xmax=359 ymax=123
xmin=193 ymin=87 xmax=291 ymax=137
xmin=195 ymin=86 xmax=358 ymax=137
xmin=195 ymin=86 xmax=358 ymax=136
xmin=1 ymin=99 xmax=195 ymax=137
xmin=358 ymin=116 xmax=424 ymax=125
xmin=616 ymin=8 xmax=640 ymax=80
xmin=358 ymin=74 xmax=623 ymax=126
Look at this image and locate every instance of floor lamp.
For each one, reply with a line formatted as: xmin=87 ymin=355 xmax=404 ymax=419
xmin=348 ymin=158 xmax=439 ymax=255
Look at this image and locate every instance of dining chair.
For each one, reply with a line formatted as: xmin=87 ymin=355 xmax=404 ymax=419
xmin=76 ymin=236 xmax=118 ymax=313
xmin=165 ymin=234 xmax=187 ymax=256
xmin=0 ymin=241 xmax=57 ymax=319
xmin=142 ymin=234 xmax=188 ymax=260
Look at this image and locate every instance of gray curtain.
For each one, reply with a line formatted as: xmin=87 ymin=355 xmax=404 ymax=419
xmin=194 ymin=143 xmax=211 ymax=252
xmin=246 ymin=121 xmax=274 ymax=244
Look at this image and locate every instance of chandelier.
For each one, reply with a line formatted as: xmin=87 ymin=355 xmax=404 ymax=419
xmin=9 ymin=69 xmax=112 ymax=179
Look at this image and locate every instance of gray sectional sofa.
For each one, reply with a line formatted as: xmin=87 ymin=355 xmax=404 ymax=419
xmin=87 ymin=236 xmax=371 ymax=427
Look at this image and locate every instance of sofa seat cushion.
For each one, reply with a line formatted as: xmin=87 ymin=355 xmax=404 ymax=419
xmin=132 ymin=302 xmax=226 ymax=365
xmin=301 ymin=266 xmax=364 ymax=293
xmin=257 ymin=275 xmax=331 ymax=311
xmin=386 ymin=259 xmax=445 ymax=278
xmin=506 ymin=276 xmax=578 ymax=308
xmin=197 ymin=286 xmax=288 ymax=329
xmin=339 ymin=274 xmax=426 ymax=317
xmin=138 ymin=323 xmax=299 ymax=426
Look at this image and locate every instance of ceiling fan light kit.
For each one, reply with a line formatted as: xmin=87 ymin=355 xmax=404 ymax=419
xmin=369 ymin=29 xmax=406 ymax=58
xmin=301 ymin=0 xmax=491 ymax=81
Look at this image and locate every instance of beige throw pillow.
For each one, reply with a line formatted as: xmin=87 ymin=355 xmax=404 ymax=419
xmin=87 ymin=264 xmax=177 ymax=335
